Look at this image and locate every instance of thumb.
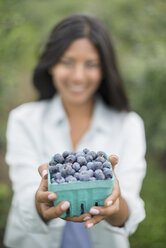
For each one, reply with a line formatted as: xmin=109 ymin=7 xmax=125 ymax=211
xmin=108 ymin=155 xmax=119 ymax=171
xmin=38 ymin=163 xmax=49 ymax=179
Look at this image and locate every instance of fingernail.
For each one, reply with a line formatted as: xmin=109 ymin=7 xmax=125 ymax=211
xmin=107 ymin=200 xmax=113 ymax=206
xmin=42 ymin=169 xmax=48 ymax=178
xmin=111 ymin=155 xmax=118 ymax=160
xmin=90 ymin=208 xmax=99 ymax=215
xmin=48 ymin=193 xmax=55 ymax=200
xmin=87 ymin=223 xmax=94 ymax=229
xmin=83 ymin=216 xmax=91 ymax=221
xmin=61 ymin=201 xmax=70 ymax=211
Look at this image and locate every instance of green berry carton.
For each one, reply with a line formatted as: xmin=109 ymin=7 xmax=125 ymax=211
xmin=48 ymin=169 xmax=114 ymax=218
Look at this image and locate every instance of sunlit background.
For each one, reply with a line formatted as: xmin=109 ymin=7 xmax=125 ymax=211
xmin=0 ymin=0 xmax=166 ymax=247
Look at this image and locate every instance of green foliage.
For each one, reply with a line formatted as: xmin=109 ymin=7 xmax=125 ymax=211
xmin=0 ymin=183 xmax=12 ymax=243
xmin=129 ymin=156 xmax=166 ymax=248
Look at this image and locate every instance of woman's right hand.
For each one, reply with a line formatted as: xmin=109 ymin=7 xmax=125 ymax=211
xmin=35 ymin=163 xmax=91 ymax=223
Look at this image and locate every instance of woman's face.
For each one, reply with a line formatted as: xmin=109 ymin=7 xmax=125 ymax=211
xmin=50 ymin=38 xmax=102 ymax=106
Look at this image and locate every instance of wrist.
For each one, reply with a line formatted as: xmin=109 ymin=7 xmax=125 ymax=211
xmin=105 ymin=195 xmax=129 ymax=227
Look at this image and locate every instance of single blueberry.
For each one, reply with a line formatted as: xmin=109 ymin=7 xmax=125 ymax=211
xmin=73 ymin=162 xmax=80 ymax=172
xmin=88 ymin=151 xmax=97 ymax=159
xmin=74 ymin=172 xmax=80 ymax=180
xmin=56 ymin=177 xmax=65 ymax=184
xmin=96 ymin=156 xmax=105 ymax=163
xmin=77 ymin=156 xmax=87 ymax=165
xmin=79 ymin=171 xmax=91 ymax=181
xmin=54 ymin=153 xmax=64 ymax=164
xmin=65 ymin=154 xmax=76 ymax=163
xmin=103 ymin=161 xmax=111 ymax=169
xmin=86 ymin=155 xmax=93 ymax=162
xmin=94 ymin=161 xmax=103 ymax=170
xmin=94 ymin=169 xmax=105 ymax=180
xmin=49 ymin=165 xmax=56 ymax=174
xmin=83 ymin=148 xmax=89 ymax=154
xmin=87 ymin=162 xmax=95 ymax=170
xmin=97 ymin=151 xmax=107 ymax=158
xmin=62 ymin=151 xmax=70 ymax=158
xmin=103 ymin=168 xmax=113 ymax=179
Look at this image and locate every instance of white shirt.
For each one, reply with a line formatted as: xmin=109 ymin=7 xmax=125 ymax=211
xmin=4 ymin=94 xmax=146 ymax=248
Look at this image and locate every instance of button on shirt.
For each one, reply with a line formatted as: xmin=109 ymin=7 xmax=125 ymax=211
xmin=4 ymin=94 xmax=146 ymax=248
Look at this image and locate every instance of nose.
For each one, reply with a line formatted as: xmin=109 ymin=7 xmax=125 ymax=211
xmin=72 ymin=64 xmax=85 ymax=83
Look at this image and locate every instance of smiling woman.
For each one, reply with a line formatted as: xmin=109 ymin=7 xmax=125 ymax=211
xmin=50 ymin=38 xmax=102 ymax=106
xmin=4 ymin=14 xmax=146 ymax=248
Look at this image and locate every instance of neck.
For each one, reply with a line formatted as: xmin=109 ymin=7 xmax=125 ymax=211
xmin=61 ymin=98 xmax=95 ymax=120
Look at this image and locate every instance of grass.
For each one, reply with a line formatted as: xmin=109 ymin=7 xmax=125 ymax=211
xmin=129 ymin=156 xmax=166 ymax=248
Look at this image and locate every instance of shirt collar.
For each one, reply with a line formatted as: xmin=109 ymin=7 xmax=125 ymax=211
xmin=90 ymin=95 xmax=113 ymax=134
xmin=47 ymin=93 xmax=66 ymax=126
xmin=47 ymin=93 xmax=113 ymax=134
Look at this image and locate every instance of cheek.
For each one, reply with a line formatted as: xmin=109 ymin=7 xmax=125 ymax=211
xmin=89 ymin=70 xmax=102 ymax=85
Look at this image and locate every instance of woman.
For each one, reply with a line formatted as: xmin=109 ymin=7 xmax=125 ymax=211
xmin=4 ymin=14 xmax=146 ymax=248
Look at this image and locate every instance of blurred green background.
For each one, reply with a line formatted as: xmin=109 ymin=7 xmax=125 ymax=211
xmin=0 ymin=0 xmax=166 ymax=247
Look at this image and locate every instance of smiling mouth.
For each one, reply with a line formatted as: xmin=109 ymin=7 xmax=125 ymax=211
xmin=67 ymin=84 xmax=88 ymax=93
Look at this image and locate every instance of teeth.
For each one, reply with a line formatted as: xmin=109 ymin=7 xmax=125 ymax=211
xmin=68 ymin=85 xmax=86 ymax=92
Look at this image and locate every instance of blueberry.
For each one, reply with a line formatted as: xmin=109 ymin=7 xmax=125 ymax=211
xmin=62 ymin=151 xmax=70 ymax=158
xmin=65 ymin=164 xmax=74 ymax=175
xmin=88 ymin=151 xmax=97 ymax=159
xmin=54 ymin=172 xmax=61 ymax=179
xmin=103 ymin=168 xmax=113 ymax=179
xmin=94 ymin=169 xmax=105 ymax=180
xmin=87 ymin=162 xmax=95 ymax=170
xmin=61 ymin=168 xmax=67 ymax=178
xmin=54 ymin=153 xmax=64 ymax=163
xmin=83 ymin=148 xmax=89 ymax=154
xmin=77 ymin=156 xmax=87 ymax=165
xmin=56 ymin=177 xmax=65 ymax=184
xmin=51 ymin=178 xmax=57 ymax=184
xmin=103 ymin=161 xmax=111 ymax=169
xmin=58 ymin=164 xmax=64 ymax=172
xmin=89 ymin=177 xmax=96 ymax=181
xmin=65 ymin=175 xmax=77 ymax=183
xmin=88 ymin=169 xmax=94 ymax=177
xmin=49 ymin=160 xmax=57 ymax=166
xmin=79 ymin=165 xmax=88 ymax=172
xmin=96 ymin=156 xmax=105 ymax=163
xmin=65 ymin=154 xmax=76 ymax=163
xmin=49 ymin=165 xmax=56 ymax=174
xmin=73 ymin=162 xmax=80 ymax=172
xmin=76 ymin=152 xmax=85 ymax=158
xmin=79 ymin=171 xmax=91 ymax=181
xmin=74 ymin=172 xmax=80 ymax=180
xmin=86 ymin=154 xmax=93 ymax=162
xmin=97 ymin=151 xmax=107 ymax=158
xmin=94 ymin=161 xmax=103 ymax=170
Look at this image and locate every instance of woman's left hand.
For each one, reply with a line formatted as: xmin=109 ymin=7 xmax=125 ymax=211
xmin=83 ymin=155 xmax=129 ymax=229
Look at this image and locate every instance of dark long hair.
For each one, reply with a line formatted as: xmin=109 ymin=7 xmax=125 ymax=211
xmin=33 ymin=14 xmax=129 ymax=111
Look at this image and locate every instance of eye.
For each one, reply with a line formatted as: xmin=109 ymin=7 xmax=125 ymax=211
xmin=86 ymin=61 xmax=100 ymax=68
xmin=60 ymin=60 xmax=74 ymax=67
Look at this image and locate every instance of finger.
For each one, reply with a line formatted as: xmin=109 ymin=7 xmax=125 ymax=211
xmin=104 ymin=177 xmax=120 ymax=207
xmin=89 ymin=198 xmax=120 ymax=216
xmin=38 ymin=163 xmax=49 ymax=179
xmin=85 ymin=215 xmax=105 ymax=229
xmin=36 ymin=190 xmax=57 ymax=203
xmin=108 ymin=155 xmax=119 ymax=170
xmin=41 ymin=200 xmax=70 ymax=221
xmin=65 ymin=213 xmax=92 ymax=222
xmin=38 ymin=175 xmax=48 ymax=192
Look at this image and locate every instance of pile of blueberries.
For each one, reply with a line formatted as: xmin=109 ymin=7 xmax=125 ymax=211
xmin=49 ymin=148 xmax=113 ymax=184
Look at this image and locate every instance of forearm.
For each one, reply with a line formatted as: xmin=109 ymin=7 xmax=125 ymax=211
xmin=105 ymin=195 xmax=129 ymax=227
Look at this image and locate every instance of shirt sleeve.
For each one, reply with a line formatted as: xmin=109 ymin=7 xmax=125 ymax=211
xmin=6 ymin=109 xmax=64 ymax=234
xmin=104 ymin=112 xmax=146 ymax=236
